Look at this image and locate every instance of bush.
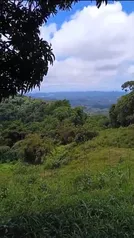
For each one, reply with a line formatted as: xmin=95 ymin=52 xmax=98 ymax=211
xmin=12 ymin=134 xmax=53 ymax=164
xmin=75 ymin=130 xmax=98 ymax=143
xmin=44 ymin=145 xmax=70 ymax=169
xmin=1 ymin=129 xmax=26 ymax=147
xmin=0 ymin=146 xmax=18 ymax=163
xmin=55 ymin=123 xmax=76 ymax=145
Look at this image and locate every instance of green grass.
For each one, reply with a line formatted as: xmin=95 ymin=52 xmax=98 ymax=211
xmin=0 ymin=126 xmax=134 ymax=237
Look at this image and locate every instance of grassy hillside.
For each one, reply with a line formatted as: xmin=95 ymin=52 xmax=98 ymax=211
xmin=0 ymin=97 xmax=134 ymax=237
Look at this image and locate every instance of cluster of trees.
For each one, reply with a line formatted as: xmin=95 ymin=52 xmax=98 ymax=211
xmin=109 ymin=81 xmax=134 ymax=127
xmin=0 ymin=96 xmax=101 ymax=164
xmin=0 ymin=81 xmax=134 ymax=164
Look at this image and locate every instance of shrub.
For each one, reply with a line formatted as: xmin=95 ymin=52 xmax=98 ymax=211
xmin=55 ymin=124 xmax=76 ymax=145
xmin=44 ymin=145 xmax=70 ymax=169
xmin=0 ymin=146 xmax=17 ymax=163
xmin=75 ymin=130 xmax=98 ymax=143
xmin=12 ymin=134 xmax=53 ymax=164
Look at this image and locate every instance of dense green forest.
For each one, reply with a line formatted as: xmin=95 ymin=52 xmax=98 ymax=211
xmin=0 ymin=96 xmax=102 ymax=164
xmin=0 ymin=88 xmax=134 ymax=237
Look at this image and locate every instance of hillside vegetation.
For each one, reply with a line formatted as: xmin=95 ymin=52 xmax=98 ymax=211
xmin=0 ymin=94 xmax=134 ymax=238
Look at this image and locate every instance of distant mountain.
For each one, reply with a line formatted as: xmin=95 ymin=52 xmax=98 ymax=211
xmin=27 ymin=91 xmax=126 ymax=114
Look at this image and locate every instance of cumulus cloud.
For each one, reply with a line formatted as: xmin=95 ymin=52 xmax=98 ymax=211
xmin=128 ymin=65 xmax=134 ymax=76
xmin=38 ymin=2 xmax=134 ymax=92
xmin=40 ymin=23 xmax=57 ymax=42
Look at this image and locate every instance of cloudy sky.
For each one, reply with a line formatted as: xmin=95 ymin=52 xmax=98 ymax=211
xmin=36 ymin=1 xmax=134 ymax=92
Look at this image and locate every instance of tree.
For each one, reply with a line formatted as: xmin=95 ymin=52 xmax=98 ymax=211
xmin=71 ymin=107 xmax=87 ymax=126
xmin=109 ymin=90 xmax=134 ymax=127
xmin=121 ymin=81 xmax=134 ymax=92
xmin=109 ymin=104 xmax=118 ymax=127
xmin=1 ymin=0 xmax=109 ymax=101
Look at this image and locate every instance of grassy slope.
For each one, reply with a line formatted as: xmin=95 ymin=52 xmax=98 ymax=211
xmin=0 ymin=126 xmax=134 ymax=237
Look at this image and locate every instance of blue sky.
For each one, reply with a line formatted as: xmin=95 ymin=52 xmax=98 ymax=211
xmin=36 ymin=1 xmax=134 ymax=92
xmin=47 ymin=1 xmax=134 ymax=26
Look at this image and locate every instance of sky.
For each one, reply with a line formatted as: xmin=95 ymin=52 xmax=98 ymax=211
xmin=35 ymin=1 xmax=134 ymax=92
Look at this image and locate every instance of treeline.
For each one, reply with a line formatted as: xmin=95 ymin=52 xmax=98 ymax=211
xmin=0 ymin=81 xmax=134 ymax=164
xmin=0 ymin=96 xmax=109 ymax=164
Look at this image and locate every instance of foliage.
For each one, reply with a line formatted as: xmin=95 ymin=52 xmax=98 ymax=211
xmin=109 ymin=104 xmax=118 ymax=127
xmin=55 ymin=122 xmax=76 ymax=145
xmin=0 ymin=96 xmax=99 ymax=163
xmin=75 ymin=129 xmax=98 ymax=143
xmin=1 ymin=0 xmax=55 ymax=100
xmin=84 ymin=115 xmax=110 ymax=131
xmin=13 ymin=134 xmax=53 ymax=164
xmin=1 ymin=0 xmax=109 ymax=100
xmin=1 ymin=143 xmax=134 ymax=237
xmin=44 ymin=145 xmax=72 ymax=169
xmin=109 ymin=91 xmax=134 ymax=127
xmin=1 ymin=129 xmax=26 ymax=147
xmin=0 ymin=92 xmax=134 ymax=237
xmin=121 ymin=80 xmax=134 ymax=92
xmin=0 ymin=146 xmax=17 ymax=163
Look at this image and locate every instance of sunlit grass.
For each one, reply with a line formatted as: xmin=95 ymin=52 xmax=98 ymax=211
xmin=0 ymin=126 xmax=134 ymax=237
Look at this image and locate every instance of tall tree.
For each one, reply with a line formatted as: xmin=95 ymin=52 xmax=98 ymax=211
xmin=0 ymin=0 xmax=109 ymax=101
xmin=121 ymin=81 xmax=134 ymax=92
xmin=109 ymin=82 xmax=134 ymax=127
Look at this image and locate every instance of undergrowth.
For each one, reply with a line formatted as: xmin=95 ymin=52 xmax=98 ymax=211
xmin=0 ymin=126 xmax=134 ymax=237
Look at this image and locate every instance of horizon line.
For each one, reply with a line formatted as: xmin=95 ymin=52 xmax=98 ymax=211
xmin=28 ymin=90 xmax=125 ymax=94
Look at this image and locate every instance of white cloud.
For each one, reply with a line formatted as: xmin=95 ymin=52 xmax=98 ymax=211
xmin=38 ymin=2 xmax=134 ymax=91
xmin=40 ymin=23 xmax=57 ymax=42
xmin=128 ymin=65 xmax=134 ymax=76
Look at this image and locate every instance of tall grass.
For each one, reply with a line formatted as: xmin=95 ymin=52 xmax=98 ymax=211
xmin=0 ymin=126 xmax=134 ymax=237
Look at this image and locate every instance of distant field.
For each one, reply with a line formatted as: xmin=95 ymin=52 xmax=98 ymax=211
xmin=28 ymin=91 xmax=125 ymax=114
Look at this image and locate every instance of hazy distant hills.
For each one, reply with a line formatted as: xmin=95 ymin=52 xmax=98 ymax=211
xmin=28 ymin=91 xmax=126 ymax=114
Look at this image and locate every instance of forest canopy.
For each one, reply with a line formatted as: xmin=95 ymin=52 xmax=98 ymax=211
xmin=0 ymin=81 xmax=134 ymax=164
xmin=0 ymin=96 xmax=102 ymax=164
